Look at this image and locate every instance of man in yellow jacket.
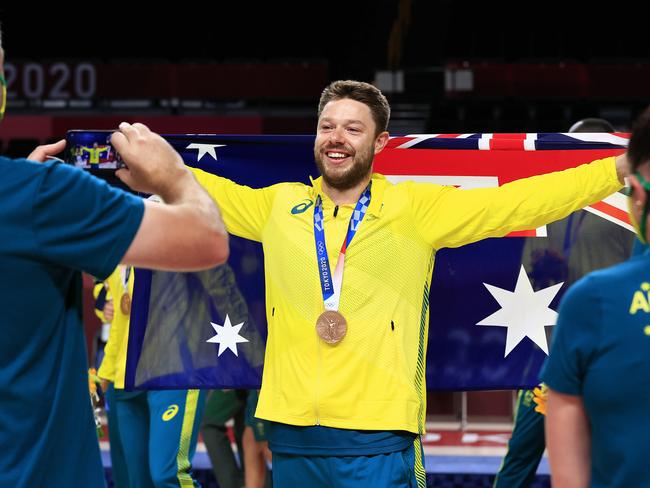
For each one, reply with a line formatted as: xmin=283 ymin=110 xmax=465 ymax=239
xmin=191 ymin=80 xmax=627 ymax=488
xmin=81 ymin=142 xmax=110 ymax=168
xmin=93 ymin=278 xmax=127 ymax=488
xmin=97 ymin=265 xmax=205 ymax=488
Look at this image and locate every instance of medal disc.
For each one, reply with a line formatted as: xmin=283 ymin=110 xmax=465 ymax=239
xmin=120 ymin=293 xmax=131 ymax=315
xmin=316 ymin=310 xmax=347 ymax=344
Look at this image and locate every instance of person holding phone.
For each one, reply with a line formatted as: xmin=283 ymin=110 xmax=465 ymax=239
xmin=0 ymin=31 xmax=229 ymax=488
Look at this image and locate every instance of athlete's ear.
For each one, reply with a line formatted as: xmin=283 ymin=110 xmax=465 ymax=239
xmin=629 ymin=175 xmax=647 ymax=208
xmin=374 ymin=131 xmax=389 ymax=155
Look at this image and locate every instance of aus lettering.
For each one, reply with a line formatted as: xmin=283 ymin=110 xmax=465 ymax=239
xmin=629 ymin=282 xmax=650 ymax=314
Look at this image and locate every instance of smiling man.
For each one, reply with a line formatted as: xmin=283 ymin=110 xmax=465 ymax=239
xmin=313 ymin=90 xmax=389 ymax=198
xmin=190 ymin=80 xmax=627 ymax=487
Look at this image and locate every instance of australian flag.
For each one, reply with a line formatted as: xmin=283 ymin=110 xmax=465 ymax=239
xmin=125 ymin=132 xmax=630 ymax=391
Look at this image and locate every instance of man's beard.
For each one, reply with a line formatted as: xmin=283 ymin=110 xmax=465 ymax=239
xmin=314 ymin=143 xmax=374 ymax=191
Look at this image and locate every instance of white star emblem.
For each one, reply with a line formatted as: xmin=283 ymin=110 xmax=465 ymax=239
xmin=186 ymin=143 xmax=225 ymax=161
xmin=477 ymin=265 xmax=563 ymax=357
xmin=207 ymin=314 xmax=249 ymax=357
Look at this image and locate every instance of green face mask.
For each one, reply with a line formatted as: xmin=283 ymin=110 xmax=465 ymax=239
xmin=0 ymin=73 xmax=6 ymax=122
xmin=627 ymin=172 xmax=650 ymax=245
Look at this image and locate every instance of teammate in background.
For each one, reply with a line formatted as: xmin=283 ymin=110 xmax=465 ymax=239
xmin=543 ymin=106 xmax=650 ymax=487
xmin=242 ymin=390 xmax=272 ymax=488
xmin=97 ymin=264 xmax=206 ymax=487
xmin=493 ymin=118 xmax=634 ymax=488
xmin=201 ymin=389 xmax=247 ymax=488
xmin=93 ymin=279 xmax=129 ymax=488
xmin=74 ymin=145 xmax=85 ymax=166
xmin=197 ymin=262 xmax=270 ymax=488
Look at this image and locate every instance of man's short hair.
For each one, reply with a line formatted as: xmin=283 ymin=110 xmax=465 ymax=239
xmin=568 ymin=118 xmax=615 ymax=134
xmin=628 ymin=107 xmax=650 ymax=173
xmin=318 ymin=80 xmax=390 ymax=136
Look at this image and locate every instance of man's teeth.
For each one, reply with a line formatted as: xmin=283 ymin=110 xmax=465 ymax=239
xmin=327 ymin=152 xmax=348 ymax=159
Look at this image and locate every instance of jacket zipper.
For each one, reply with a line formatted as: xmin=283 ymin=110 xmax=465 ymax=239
xmin=315 ymin=335 xmax=322 ymax=425
xmin=314 ymin=204 xmax=348 ymax=425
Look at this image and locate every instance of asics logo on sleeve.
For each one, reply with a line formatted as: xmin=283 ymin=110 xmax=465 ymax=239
xmin=291 ymin=199 xmax=314 ymax=214
xmin=162 ymin=404 xmax=179 ymax=421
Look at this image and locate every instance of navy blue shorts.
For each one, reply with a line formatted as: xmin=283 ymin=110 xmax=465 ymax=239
xmin=271 ymin=440 xmax=426 ymax=488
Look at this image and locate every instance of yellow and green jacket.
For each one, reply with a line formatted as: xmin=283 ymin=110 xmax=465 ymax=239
xmin=95 ymin=265 xmax=134 ymax=389
xmin=191 ymin=157 xmax=621 ymax=434
xmin=81 ymin=146 xmax=109 ymax=165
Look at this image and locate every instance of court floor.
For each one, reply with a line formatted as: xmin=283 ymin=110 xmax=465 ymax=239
xmin=99 ymin=421 xmax=551 ymax=486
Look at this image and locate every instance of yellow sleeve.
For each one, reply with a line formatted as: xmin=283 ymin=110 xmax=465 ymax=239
xmin=92 ymin=281 xmax=110 ymax=323
xmin=80 ymin=146 xmax=90 ymax=154
xmin=408 ymin=157 xmax=622 ymax=249
xmin=97 ymin=268 xmax=121 ymax=382
xmin=190 ymin=167 xmax=279 ymax=242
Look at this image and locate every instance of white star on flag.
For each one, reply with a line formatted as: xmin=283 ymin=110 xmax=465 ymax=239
xmin=207 ymin=314 xmax=249 ymax=357
xmin=186 ymin=143 xmax=225 ymax=161
xmin=477 ymin=265 xmax=563 ymax=357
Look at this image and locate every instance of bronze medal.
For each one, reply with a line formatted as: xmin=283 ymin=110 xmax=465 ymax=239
xmin=120 ymin=292 xmax=131 ymax=315
xmin=316 ymin=310 xmax=347 ymax=344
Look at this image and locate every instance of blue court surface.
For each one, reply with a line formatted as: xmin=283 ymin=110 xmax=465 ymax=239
xmin=100 ymin=426 xmax=551 ymax=487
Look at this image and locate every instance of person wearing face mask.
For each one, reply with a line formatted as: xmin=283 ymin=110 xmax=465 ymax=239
xmin=493 ymin=118 xmax=635 ymax=488
xmin=542 ymin=106 xmax=650 ymax=488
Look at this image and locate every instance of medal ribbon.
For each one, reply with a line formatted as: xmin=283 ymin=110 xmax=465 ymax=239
xmin=314 ymin=183 xmax=371 ymax=311
xmin=120 ymin=265 xmax=131 ymax=294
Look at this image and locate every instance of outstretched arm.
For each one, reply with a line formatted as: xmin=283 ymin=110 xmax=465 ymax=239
xmin=411 ymin=156 xmax=623 ymax=249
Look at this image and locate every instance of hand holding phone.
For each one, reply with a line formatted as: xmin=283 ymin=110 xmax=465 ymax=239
xmin=110 ymin=122 xmax=190 ymax=199
xmin=65 ymin=129 xmax=132 ymax=192
xmin=27 ymin=139 xmax=67 ymax=163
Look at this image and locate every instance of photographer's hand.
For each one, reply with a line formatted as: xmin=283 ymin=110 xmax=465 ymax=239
xmin=112 ymin=122 xmax=229 ymax=271
xmin=27 ymin=139 xmax=66 ymax=163
xmin=111 ymin=122 xmax=189 ymax=199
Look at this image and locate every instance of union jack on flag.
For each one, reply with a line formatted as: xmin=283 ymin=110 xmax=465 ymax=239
xmin=377 ymin=132 xmax=631 ymax=236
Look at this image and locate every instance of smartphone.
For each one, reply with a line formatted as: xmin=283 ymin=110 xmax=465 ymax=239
xmin=65 ymin=130 xmax=131 ymax=192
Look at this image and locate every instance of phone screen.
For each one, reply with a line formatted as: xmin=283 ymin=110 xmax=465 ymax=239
xmin=65 ymin=130 xmax=131 ymax=192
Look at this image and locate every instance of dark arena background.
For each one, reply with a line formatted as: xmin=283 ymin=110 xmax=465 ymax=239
xmin=1 ymin=4 xmax=646 ymax=487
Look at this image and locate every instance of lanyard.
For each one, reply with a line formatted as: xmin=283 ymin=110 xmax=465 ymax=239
xmin=120 ymin=266 xmax=131 ymax=293
xmin=313 ymin=183 xmax=371 ymax=311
